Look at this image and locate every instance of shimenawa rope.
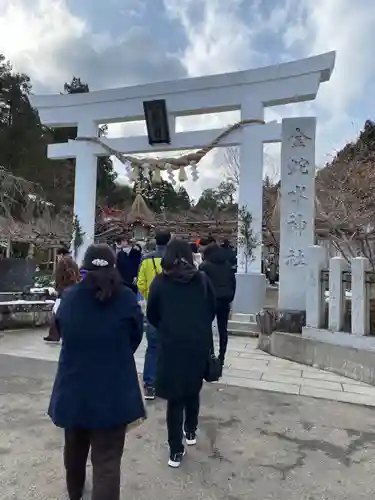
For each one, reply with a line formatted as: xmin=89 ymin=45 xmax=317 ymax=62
xmin=75 ymin=118 xmax=265 ymax=182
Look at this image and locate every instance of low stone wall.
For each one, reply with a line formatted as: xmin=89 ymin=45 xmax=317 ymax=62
xmin=256 ymin=308 xmax=306 ymax=335
xmin=258 ymin=330 xmax=375 ymax=386
xmin=0 ymin=291 xmax=52 ymax=302
xmin=0 ymin=303 xmax=53 ymax=331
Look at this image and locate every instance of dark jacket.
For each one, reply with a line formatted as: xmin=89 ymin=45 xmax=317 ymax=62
xmin=220 ymin=244 xmax=237 ymax=270
xmin=200 ymin=246 xmax=236 ymax=302
xmin=49 ymin=281 xmax=145 ymax=430
xmin=146 ymin=269 xmax=216 ymax=400
xmin=116 ymin=248 xmax=142 ymax=286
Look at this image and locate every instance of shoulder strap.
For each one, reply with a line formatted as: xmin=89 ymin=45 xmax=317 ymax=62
xmin=200 ymin=271 xmax=215 ymax=352
xmin=152 ymin=257 xmax=160 ymax=275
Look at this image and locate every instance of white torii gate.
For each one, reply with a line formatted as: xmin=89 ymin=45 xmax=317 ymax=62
xmin=30 ymin=51 xmax=335 ymax=314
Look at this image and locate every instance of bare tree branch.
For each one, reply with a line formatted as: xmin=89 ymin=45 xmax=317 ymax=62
xmin=223 ymin=147 xmax=240 ymax=185
xmin=316 ymin=156 xmax=375 ymax=265
xmin=222 ymin=146 xmax=280 ymax=186
xmin=0 ymin=166 xmax=33 ymax=218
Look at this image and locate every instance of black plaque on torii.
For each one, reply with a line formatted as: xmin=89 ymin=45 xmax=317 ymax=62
xmin=143 ymin=99 xmax=171 ymax=145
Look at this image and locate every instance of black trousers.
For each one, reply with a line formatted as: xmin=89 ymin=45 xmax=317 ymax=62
xmin=64 ymin=427 xmax=126 ymax=500
xmin=215 ymin=298 xmax=231 ymax=362
xmin=166 ymin=393 xmax=200 ymax=453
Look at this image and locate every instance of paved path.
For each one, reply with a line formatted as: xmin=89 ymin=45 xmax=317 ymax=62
xmin=1 ymin=328 xmax=375 ymax=406
xmin=1 ymin=366 xmax=375 ymax=499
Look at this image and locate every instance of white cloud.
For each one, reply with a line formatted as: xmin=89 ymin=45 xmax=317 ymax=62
xmin=291 ymin=0 xmax=375 ymax=114
xmin=163 ymin=0 xmax=284 ymax=192
xmin=161 ymin=0 xmax=256 ymax=194
xmin=0 ymin=0 xmax=86 ymax=89
xmin=164 ymin=0 xmax=260 ymax=77
xmin=278 ymin=0 xmax=375 ymax=164
xmin=0 ymin=0 xmax=185 ymax=92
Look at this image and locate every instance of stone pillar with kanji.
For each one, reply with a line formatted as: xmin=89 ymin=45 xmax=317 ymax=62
xmin=278 ymin=117 xmax=316 ymax=311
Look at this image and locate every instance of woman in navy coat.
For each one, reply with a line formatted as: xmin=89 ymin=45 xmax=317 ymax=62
xmin=49 ymin=244 xmax=145 ymax=500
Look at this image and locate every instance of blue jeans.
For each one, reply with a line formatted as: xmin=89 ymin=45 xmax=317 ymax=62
xmin=143 ymin=322 xmax=158 ymax=388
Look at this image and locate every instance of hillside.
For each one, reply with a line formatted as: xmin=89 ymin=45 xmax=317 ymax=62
xmin=316 ymin=120 xmax=375 ymax=227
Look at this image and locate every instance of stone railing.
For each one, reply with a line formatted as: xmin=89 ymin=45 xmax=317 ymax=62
xmin=306 ymin=245 xmax=374 ymax=335
xmin=0 ymin=298 xmax=54 ymax=330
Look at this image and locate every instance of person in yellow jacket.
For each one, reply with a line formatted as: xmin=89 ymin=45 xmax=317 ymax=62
xmin=137 ymin=230 xmax=171 ymax=400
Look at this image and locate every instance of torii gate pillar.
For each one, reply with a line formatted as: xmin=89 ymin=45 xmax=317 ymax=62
xmin=73 ymin=119 xmax=99 ymax=264
xmin=234 ymin=98 xmax=267 ymax=314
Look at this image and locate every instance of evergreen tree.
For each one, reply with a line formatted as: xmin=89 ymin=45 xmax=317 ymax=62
xmin=57 ymin=76 xmax=118 ymax=207
xmin=175 ymin=185 xmax=191 ymax=210
xmin=196 ymin=188 xmax=219 ymax=212
xmin=106 ymin=184 xmax=134 ymax=208
xmin=135 ymin=178 xmax=191 ymax=213
xmin=0 ymin=54 xmax=53 ymax=216
xmin=64 ymin=77 xmax=89 ymax=94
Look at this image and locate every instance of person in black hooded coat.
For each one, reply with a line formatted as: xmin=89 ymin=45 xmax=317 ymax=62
xmin=146 ymin=239 xmax=215 ymax=469
xmin=200 ymin=243 xmax=236 ymax=366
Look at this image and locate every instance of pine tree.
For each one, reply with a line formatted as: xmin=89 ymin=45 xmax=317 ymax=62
xmin=57 ymin=77 xmax=119 ymax=207
xmin=0 ymin=54 xmax=52 ymax=216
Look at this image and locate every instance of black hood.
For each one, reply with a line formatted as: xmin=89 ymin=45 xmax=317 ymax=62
xmin=204 ymin=245 xmax=227 ymax=264
xmin=163 ymin=262 xmax=198 ymax=283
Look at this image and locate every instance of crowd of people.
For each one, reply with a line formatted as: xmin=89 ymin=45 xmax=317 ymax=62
xmin=45 ymin=232 xmax=237 ymax=500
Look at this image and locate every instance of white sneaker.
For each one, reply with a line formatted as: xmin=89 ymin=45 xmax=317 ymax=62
xmin=43 ymin=337 xmax=60 ymax=345
xmin=168 ymin=449 xmax=186 ymax=468
xmin=184 ymin=430 xmax=197 ymax=446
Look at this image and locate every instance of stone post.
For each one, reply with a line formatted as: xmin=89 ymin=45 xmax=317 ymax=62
xmin=72 ymin=119 xmax=98 ymax=265
xmin=328 ymin=256 xmax=348 ymax=331
xmin=278 ymin=117 xmax=316 ymax=311
xmin=52 ymin=247 xmax=58 ymax=274
xmin=5 ymin=235 xmax=11 ymax=258
xmin=306 ymin=245 xmax=328 ymax=328
xmin=351 ymin=256 xmax=370 ymax=336
xmin=27 ymin=243 xmax=35 ymax=259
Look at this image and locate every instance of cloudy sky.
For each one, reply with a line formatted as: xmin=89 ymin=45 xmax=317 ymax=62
xmin=1 ymin=0 xmax=375 ymax=199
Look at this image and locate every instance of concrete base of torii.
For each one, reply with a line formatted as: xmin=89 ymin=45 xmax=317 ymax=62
xmin=232 ymin=272 xmax=266 ymax=314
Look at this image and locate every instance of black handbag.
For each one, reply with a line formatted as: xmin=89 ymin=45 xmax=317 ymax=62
xmin=204 ymin=351 xmax=222 ymax=382
xmin=200 ymin=272 xmax=222 ymax=383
